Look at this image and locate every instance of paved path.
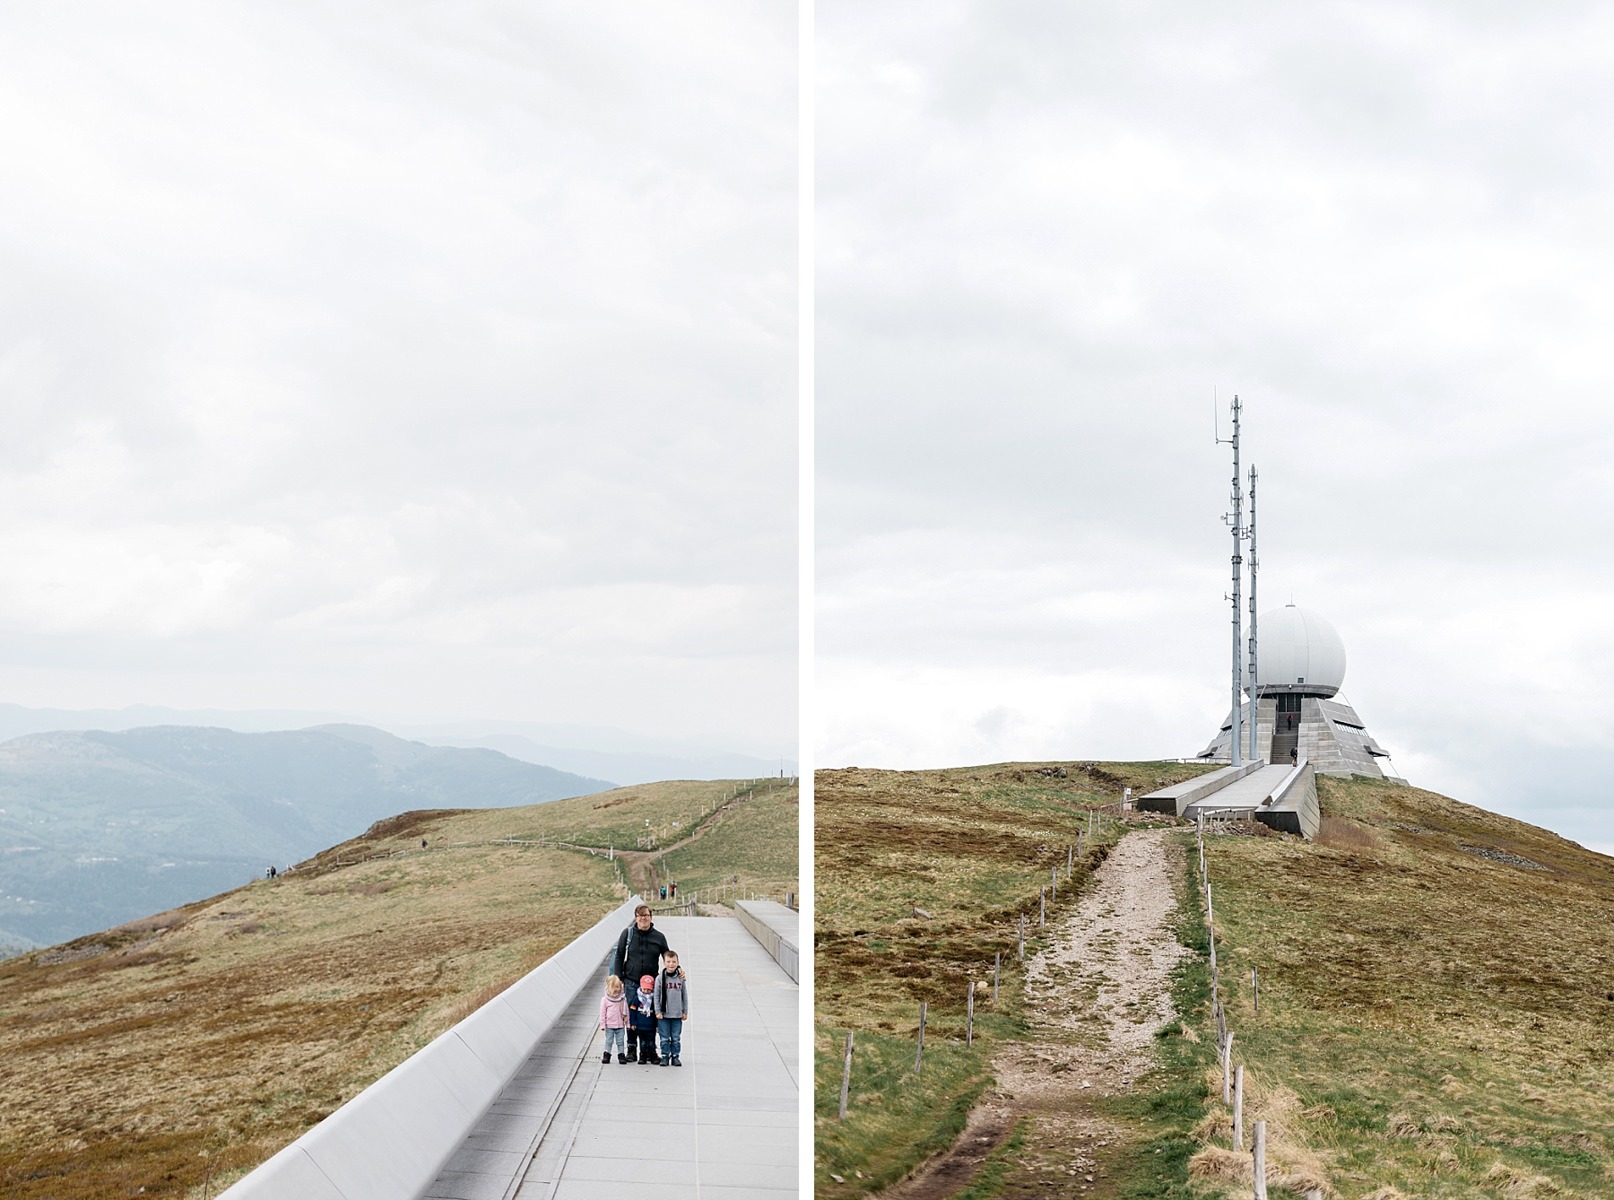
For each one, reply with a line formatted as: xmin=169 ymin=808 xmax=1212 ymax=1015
xmin=425 ymin=914 xmax=797 ymax=1200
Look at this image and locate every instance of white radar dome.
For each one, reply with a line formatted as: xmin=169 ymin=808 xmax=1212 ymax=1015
xmin=1255 ymin=605 xmax=1346 ymax=697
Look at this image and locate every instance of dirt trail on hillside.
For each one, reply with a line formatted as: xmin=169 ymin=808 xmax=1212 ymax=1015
xmin=616 ymin=787 xmax=762 ymax=898
xmin=877 ymin=826 xmax=1187 ymax=1199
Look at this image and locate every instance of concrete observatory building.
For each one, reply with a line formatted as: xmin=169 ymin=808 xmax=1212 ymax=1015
xmin=1198 ymin=604 xmax=1402 ymax=780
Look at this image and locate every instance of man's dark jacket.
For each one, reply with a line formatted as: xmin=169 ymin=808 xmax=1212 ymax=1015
xmin=611 ymin=921 xmax=670 ymax=985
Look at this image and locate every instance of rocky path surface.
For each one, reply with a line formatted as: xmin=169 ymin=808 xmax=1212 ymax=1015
xmin=877 ymin=825 xmax=1187 ymax=1199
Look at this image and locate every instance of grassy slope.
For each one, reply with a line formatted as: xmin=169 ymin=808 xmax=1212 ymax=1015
xmin=813 ymin=760 xmax=1211 ymax=1197
xmin=0 ymin=777 xmax=793 ymax=1200
xmin=432 ymin=776 xmax=789 ymax=858
xmin=658 ymin=777 xmax=798 ymax=899
xmin=1199 ymin=775 xmax=1614 ymax=1198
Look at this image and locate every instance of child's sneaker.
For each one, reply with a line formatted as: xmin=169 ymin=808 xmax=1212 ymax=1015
xmin=602 ymin=1050 xmax=611 ymax=1064
xmin=672 ymin=1056 xmax=682 ymax=1066
xmin=626 ymin=1048 xmax=637 ymax=1063
xmin=617 ymin=1053 xmax=628 ymax=1064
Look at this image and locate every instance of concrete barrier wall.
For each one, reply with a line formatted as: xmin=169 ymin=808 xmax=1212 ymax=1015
xmin=734 ymin=899 xmax=798 ymax=982
xmin=1256 ymin=763 xmax=1320 ymax=840
xmin=220 ymin=897 xmax=639 ymax=1200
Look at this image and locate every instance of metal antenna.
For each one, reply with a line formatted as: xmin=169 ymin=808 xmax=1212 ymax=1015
xmin=1216 ymin=395 xmax=1245 ymax=766
xmin=1247 ymin=465 xmax=1259 ymax=763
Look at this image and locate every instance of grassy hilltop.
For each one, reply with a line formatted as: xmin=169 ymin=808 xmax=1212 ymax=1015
xmin=814 ymin=763 xmax=1614 ymax=1200
xmin=0 ymin=775 xmax=797 ymax=1200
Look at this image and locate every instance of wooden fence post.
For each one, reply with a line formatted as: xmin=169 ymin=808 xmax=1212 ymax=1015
xmin=1018 ymin=915 xmax=1024 ymax=962
xmin=966 ymin=982 xmax=974 ymax=1045
xmin=1233 ymin=1064 xmax=1244 ymax=1149
xmin=1067 ymin=844 xmax=1073 ymax=877
xmin=1051 ymin=865 xmax=1057 ymax=902
xmin=838 ymin=1032 xmax=854 ymax=1120
xmin=915 ymin=1002 xmax=927 ymax=1072
xmin=1252 ymin=966 xmax=1259 ymax=1016
xmin=1039 ymin=887 xmax=1045 ymax=926
xmin=1222 ymin=1031 xmax=1235 ymax=1104
xmin=1252 ymin=1121 xmax=1267 ymax=1200
xmin=993 ymin=952 xmax=1001 ymax=1003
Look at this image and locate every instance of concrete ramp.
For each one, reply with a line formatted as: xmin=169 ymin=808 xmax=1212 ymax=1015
xmin=1136 ymin=761 xmax=1263 ymax=816
xmin=1179 ymin=761 xmax=1320 ymax=840
xmin=1182 ymin=763 xmax=1293 ymax=817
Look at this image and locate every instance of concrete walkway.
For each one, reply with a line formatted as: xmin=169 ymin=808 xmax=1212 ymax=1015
xmin=424 ymin=914 xmax=797 ymax=1200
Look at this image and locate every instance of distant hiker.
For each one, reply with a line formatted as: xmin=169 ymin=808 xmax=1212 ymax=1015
xmin=654 ymin=951 xmax=690 ymax=1066
xmin=1290 ymin=746 xmax=1298 ymax=765
xmin=610 ymin=904 xmax=670 ymax=1058
xmin=600 ymin=975 xmax=630 ymax=1064
xmin=630 ymin=974 xmax=661 ymax=1064
xmin=669 ymin=881 xmax=677 ymax=900
xmin=421 ymin=838 xmax=427 ymax=849
xmin=660 ymin=884 xmax=667 ymax=901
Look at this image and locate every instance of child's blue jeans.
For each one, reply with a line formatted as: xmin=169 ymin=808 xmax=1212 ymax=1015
xmin=603 ymin=1027 xmax=625 ymax=1055
xmin=658 ymin=1017 xmax=684 ymax=1059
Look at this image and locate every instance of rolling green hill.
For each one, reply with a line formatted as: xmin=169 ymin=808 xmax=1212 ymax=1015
xmin=0 ymin=724 xmax=611 ymax=948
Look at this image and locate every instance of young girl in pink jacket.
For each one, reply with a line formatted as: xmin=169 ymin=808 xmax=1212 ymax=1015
xmin=600 ymin=974 xmax=630 ymax=1064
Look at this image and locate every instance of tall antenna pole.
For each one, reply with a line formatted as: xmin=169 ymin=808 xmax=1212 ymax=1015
xmin=1217 ymin=396 xmax=1244 ymax=766
xmin=1247 ymin=465 xmax=1259 ymax=763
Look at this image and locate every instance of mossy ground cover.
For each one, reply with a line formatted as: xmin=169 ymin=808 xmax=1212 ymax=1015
xmin=814 ymin=760 xmax=1212 ymax=1197
xmin=0 ymin=779 xmax=778 ymax=1199
xmin=1189 ymin=775 xmax=1614 ymax=1198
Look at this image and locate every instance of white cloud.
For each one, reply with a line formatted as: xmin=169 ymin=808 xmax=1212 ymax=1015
xmin=0 ymin=2 xmax=796 ymax=752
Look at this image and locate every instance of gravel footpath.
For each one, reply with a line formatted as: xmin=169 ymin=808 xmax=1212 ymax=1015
xmin=876 ymin=824 xmax=1188 ymax=1199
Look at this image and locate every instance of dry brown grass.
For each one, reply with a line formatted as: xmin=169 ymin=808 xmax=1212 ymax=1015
xmin=1315 ymin=816 xmax=1383 ymax=852
xmin=1485 ymin=1161 xmax=1566 ymax=1198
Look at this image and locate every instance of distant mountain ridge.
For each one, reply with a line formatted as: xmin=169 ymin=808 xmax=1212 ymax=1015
xmin=0 ymin=724 xmax=611 ymax=949
xmin=413 ymin=731 xmax=792 ymax=786
xmin=0 ymin=704 xmax=796 ymax=786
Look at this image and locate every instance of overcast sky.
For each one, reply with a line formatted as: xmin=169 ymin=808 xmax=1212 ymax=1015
xmin=0 ymin=3 xmax=796 ymax=758
xmin=817 ymin=1 xmax=1614 ymax=854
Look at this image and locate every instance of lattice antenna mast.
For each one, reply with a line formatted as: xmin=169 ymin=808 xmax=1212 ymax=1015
xmin=1216 ymin=395 xmax=1246 ymax=765
xmin=1247 ymin=465 xmax=1259 ymax=762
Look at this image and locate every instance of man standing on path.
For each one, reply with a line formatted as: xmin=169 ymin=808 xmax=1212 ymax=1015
xmin=610 ymin=903 xmax=670 ymax=1060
